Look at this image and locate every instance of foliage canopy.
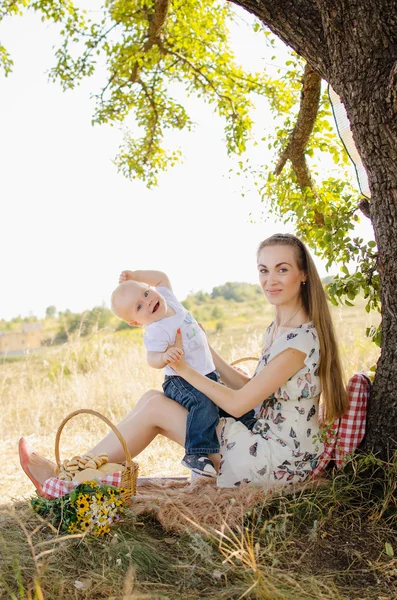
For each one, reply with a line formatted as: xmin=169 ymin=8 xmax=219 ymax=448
xmin=0 ymin=0 xmax=379 ymax=340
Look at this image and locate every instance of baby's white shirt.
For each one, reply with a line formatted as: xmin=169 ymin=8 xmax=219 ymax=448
xmin=144 ymin=287 xmax=216 ymax=376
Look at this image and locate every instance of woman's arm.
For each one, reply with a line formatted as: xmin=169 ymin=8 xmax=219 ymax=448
xmin=209 ymin=345 xmax=251 ymax=389
xmin=196 ymin=322 xmax=250 ymax=389
xmin=172 ymin=340 xmax=306 ymax=417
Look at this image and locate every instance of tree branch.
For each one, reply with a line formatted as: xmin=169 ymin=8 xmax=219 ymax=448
xmin=358 ymin=198 xmax=371 ymax=220
xmin=129 ymin=0 xmax=170 ymax=83
xmin=166 ymin=48 xmax=237 ymax=116
xmin=228 ymin=0 xmax=330 ymax=79
xmin=145 ymin=0 xmax=170 ymax=50
xmin=274 ymin=64 xmax=324 ymax=225
xmin=275 ymin=64 xmax=321 ymax=181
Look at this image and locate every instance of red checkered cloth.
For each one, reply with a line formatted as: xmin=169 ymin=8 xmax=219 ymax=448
xmin=311 ymin=373 xmax=371 ymax=478
xmin=42 ymin=472 xmax=122 ymax=499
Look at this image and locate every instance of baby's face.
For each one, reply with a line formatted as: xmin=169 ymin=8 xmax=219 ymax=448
xmin=118 ymin=281 xmax=168 ymax=326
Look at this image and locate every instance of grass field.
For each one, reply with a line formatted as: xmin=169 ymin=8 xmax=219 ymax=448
xmin=0 ymin=297 xmax=380 ymax=505
xmin=1 ymin=298 xmax=394 ymax=600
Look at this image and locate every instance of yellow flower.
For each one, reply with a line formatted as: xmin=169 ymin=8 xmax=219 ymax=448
xmin=79 ymin=520 xmax=91 ymax=531
xmin=95 ymin=525 xmax=111 ymax=536
xmin=77 ymin=497 xmax=90 ymax=512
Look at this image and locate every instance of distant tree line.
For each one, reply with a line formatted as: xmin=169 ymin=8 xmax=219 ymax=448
xmin=183 ymin=282 xmax=262 ymax=307
xmin=1 ymin=280 xmax=331 ymax=341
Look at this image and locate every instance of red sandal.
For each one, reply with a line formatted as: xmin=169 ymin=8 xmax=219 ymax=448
xmin=18 ymin=437 xmax=52 ymax=499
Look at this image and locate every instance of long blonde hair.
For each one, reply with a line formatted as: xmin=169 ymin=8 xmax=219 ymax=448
xmin=257 ymin=233 xmax=348 ymax=423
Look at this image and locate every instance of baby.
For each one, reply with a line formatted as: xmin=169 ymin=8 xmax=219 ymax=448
xmin=111 ymin=269 xmax=256 ymax=478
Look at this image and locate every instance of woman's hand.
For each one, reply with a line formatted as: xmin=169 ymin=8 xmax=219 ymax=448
xmin=166 ymin=329 xmax=188 ymax=373
xmin=163 ymin=347 xmax=183 ymax=364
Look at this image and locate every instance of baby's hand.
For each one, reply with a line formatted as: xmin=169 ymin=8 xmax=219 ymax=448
xmin=119 ymin=270 xmax=135 ymax=284
xmin=163 ymin=347 xmax=184 ymax=365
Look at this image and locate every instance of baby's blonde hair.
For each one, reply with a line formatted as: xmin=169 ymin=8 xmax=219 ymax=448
xmin=110 ymin=282 xmax=132 ymax=320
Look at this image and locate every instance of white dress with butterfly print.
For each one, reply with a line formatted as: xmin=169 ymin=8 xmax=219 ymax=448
xmin=217 ymin=321 xmax=324 ymax=488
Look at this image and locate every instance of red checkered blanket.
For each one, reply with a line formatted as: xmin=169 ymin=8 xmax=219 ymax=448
xmin=311 ymin=373 xmax=371 ymax=478
xmin=43 ymin=472 xmax=122 ymax=498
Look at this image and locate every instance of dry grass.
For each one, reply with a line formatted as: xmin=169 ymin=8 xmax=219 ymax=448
xmin=0 ymin=302 xmax=395 ymax=599
xmin=0 ymin=455 xmax=395 ymax=599
xmin=0 ymin=302 xmax=380 ymax=505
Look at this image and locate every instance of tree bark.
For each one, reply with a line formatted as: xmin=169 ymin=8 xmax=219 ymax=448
xmin=230 ymin=0 xmax=397 ymax=458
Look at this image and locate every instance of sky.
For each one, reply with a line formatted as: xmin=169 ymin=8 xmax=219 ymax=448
xmin=0 ymin=4 xmax=374 ymax=321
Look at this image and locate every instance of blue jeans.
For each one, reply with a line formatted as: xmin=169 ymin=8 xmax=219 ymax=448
xmin=162 ymin=371 xmax=256 ymax=455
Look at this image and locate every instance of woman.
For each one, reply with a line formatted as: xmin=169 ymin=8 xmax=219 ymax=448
xmin=19 ymin=234 xmax=348 ymax=492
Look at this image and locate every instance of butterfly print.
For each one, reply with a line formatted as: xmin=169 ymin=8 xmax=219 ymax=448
xmin=219 ymin=459 xmax=225 ymax=470
xmin=276 ymin=401 xmax=283 ymax=410
xmin=311 ymin=331 xmax=317 ymax=340
xmin=309 ymin=348 xmax=315 ymax=358
xmin=297 ymin=377 xmax=303 ymax=388
xmin=290 ymin=427 xmax=297 ymax=438
xmin=278 ymin=460 xmax=291 ymax=467
xmin=292 ymin=450 xmax=304 ymax=458
xmin=274 ymin=470 xmax=287 ymax=480
xmin=307 ymin=405 xmax=316 ymax=421
xmin=259 ymin=406 xmax=270 ymax=419
xmin=314 ymin=367 xmax=319 ymax=376
xmin=310 ymin=385 xmax=317 ymax=395
xmin=307 ymin=428 xmax=312 ymax=437
xmin=305 ymin=373 xmax=312 ymax=383
xmin=226 ymin=442 xmax=236 ymax=450
xmin=273 ymin=413 xmax=286 ymax=425
xmin=235 ymin=478 xmax=251 ymax=486
xmin=302 ymin=452 xmax=317 ymax=462
xmin=295 ymin=406 xmax=305 ymax=415
xmin=301 ymin=383 xmax=310 ymax=398
xmin=257 ymin=466 xmax=268 ymax=476
xmin=261 ymin=353 xmax=270 ymax=365
xmin=253 ymin=420 xmax=270 ymax=435
xmin=287 ymin=332 xmax=298 ymax=340
xmin=302 ymin=452 xmax=318 ymax=469
xmin=276 ymin=438 xmax=287 ymax=447
xmin=283 ymin=391 xmax=290 ymax=401
xmin=249 ymin=442 xmax=258 ymax=457
xmin=292 ymin=439 xmax=303 ymax=457
xmin=266 ymin=398 xmax=276 ymax=410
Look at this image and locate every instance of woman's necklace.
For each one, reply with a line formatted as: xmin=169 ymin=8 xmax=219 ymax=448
xmin=271 ymin=304 xmax=303 ymax=344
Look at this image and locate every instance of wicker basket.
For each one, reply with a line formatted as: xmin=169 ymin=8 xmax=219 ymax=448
xmin=55 ymin=409 xmax=139 ymax=500
xmin=230 ymin=356 xmax=259 ymax=368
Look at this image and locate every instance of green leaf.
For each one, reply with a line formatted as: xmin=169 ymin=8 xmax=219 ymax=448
xmin=385 ymin=542 xmax=394 ymax=557
xmin=341 ymin=265 xmax=349 ymax=276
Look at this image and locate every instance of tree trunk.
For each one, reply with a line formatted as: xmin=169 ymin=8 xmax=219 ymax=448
xmin=230 ymin=0 xmax=397 ymax=458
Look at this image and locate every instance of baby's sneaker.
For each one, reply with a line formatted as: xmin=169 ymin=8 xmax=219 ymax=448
xmin=181 ymin=453 xmax=217 ymax=478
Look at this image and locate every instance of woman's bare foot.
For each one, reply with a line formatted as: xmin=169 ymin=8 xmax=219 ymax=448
xmin=19 ymin=437 xmax=56 ymax=487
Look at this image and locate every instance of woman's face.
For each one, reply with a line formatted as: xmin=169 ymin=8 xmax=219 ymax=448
xmin=257 ymin=244 xmax=306 ymax=307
